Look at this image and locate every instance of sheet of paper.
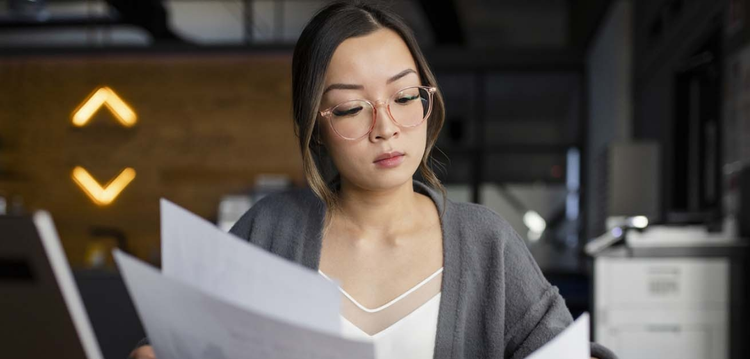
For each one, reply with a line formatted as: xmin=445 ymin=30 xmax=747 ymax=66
xmin=114 ymin=249 xmax=374 ymax=359
xmin=526 ymin=313 xmax=591 ymax=359
xmin=159 ymin=199 xmax=340 ymax=335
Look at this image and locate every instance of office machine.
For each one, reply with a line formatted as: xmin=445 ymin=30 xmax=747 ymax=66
xmin=591 ymin=227 xmax=748 ymax=359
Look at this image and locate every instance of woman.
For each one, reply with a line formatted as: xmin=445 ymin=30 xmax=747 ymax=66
xmin=132 ymin=2 xmax=616 ymax=359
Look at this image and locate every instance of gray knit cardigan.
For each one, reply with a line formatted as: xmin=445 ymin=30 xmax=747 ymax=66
xmin=224 ymin=180 xmax=617 ymax=359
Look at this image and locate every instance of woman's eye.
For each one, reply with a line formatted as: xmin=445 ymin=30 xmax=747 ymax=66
xmin=395 ymin=94 xmax=419 ymax=104
xmin=333 ymin=106 xmax=363 ymax=116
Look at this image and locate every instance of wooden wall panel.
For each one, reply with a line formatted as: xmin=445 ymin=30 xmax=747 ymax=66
xmin=0 ymin=54 xmax=303 ymax=267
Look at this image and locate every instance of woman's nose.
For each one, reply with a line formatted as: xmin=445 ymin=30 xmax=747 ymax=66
xmin=370 ymin=102 xmax=399 ymax=141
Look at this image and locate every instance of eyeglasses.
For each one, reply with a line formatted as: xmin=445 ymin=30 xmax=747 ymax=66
xmin=319 ymin=85 xmax=437 ymax=140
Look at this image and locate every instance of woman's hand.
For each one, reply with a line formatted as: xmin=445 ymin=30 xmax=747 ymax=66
xmin=129 ymin=345 xmax=156 ymax=359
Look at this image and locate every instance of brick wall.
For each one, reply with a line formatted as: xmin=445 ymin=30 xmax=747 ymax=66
xmin=0 ymin=53 xmax=304 ymax=267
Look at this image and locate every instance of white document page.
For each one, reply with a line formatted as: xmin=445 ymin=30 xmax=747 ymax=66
xmin=526 ymin=313 xmax=591 ymax=359
xmin=160 ymin=199 xmax=340 ymax=335
xmin=114 ymin=249 xmax=374 ymax=359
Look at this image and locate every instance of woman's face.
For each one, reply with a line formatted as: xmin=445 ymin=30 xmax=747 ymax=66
xmin=319 ymin=28 xmax=428 ymax=192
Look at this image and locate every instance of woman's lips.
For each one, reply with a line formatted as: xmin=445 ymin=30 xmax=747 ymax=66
xmin=374 ymin=151 xmax=404 ymax=162
xmin=374 ymin=152 xmax=405 ymax=168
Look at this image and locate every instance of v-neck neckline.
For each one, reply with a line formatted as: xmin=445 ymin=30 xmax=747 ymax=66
xmin=300 ymin=179 xmax=461 ymax=359
xmin=318 ymin=267 xmax=444 ymax=313
xmin=341 ymin=292 xmax=442 ymax=338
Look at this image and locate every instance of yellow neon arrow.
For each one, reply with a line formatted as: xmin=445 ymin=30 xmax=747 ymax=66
xmin=72 ymin=166 xmax=136 ymax=206
xmin=71 ymin=87 xmax=137 ymax=127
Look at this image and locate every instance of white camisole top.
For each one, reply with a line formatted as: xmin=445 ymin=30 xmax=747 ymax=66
xmin=318 ymin=267 xmax=443 ymax=359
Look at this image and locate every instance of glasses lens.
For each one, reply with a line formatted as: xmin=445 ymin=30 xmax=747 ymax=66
xmin=330 ymin=100 xmax=373 ymax=139
xmin=389 ymin=87 xmax=431 ymax=126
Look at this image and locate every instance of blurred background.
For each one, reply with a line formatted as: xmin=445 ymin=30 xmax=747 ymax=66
xmin=0 ymin=0 xmax=748 ymax=358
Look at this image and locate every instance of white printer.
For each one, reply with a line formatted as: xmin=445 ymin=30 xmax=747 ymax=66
xmin=591 ymin=225 xmax=748 ymax=359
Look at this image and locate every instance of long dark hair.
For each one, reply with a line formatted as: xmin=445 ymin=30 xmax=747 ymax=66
xmin=292 ymin=1 xmax=446 ymax=221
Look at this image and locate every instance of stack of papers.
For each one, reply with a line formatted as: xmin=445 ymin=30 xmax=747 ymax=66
xmin=114 ymin=199 xmax=375 ymax=359
xmin=114 ymin=199 xmax=591 ymax=359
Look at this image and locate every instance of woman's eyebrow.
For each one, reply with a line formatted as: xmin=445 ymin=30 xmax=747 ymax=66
xmin=322 ymin=69 xmax=418 ymax=94
xmin=386 ymin=69 xmax=417 ymax=84
xmin=323 ymin=83 xmax=363 ymax=94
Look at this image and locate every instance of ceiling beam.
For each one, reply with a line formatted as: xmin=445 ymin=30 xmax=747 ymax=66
xmin=105 ymin=0 xmax=184 ymax=43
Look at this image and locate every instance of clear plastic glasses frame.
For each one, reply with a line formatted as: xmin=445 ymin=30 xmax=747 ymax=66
xmin=319 ymin=85 xmax=437 ymax=140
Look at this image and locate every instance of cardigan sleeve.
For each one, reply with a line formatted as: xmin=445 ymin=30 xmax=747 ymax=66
xmin=500 ymin=224 xmax=573 ymax=358
xmin=498 ymin=220 xmax=618 ymax=359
